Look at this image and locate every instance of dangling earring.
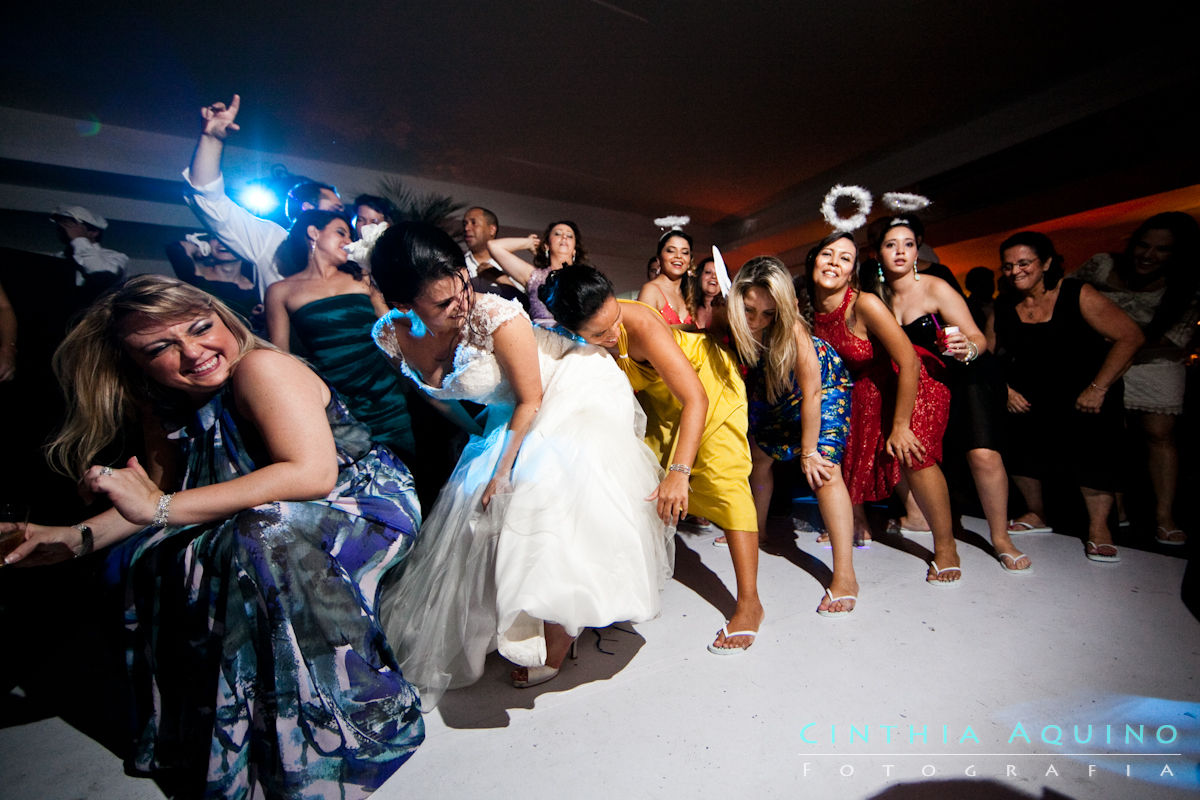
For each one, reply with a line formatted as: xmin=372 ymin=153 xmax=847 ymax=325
xmin=877 ymin=264 xmax=885 ymax=284
xmin=396 ymin=309 xmax=426 ymax=337
xmin=913 ymin=264 xmax=921 ymax=281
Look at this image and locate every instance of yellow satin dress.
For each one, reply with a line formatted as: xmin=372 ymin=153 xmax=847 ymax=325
xmin=614 ymin=300 xmax=757 ymax=532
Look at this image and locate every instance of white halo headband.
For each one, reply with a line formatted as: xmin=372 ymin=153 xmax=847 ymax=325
xmin=820 ymin=185 xmax=873 ymax=232
xmin=882 ymin=192 xmax=931 ymax=212
xmin=653 ymin=215 xmax=691 ymax=230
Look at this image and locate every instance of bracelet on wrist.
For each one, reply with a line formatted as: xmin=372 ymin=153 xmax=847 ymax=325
xmin=962 ymin=341 xmax=979 ymax=363
xmin=74 ymin=523 xmax=93 ymax=558
xmin=153 ymin=493 xmax=174 ymax=527
xmin=800 ymin=450 xmax=820 ymax=460
xmin=1088 ymin=382 xmax=1108 ymax=392
xmin=667 ymin=463 xmax=691 ymax=476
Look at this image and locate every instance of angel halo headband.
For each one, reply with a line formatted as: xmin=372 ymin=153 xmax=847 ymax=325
xmin=819 ymin=186 xmax=932 ymax=232
xmin=653 ymin=215 xmax=690 ymax=231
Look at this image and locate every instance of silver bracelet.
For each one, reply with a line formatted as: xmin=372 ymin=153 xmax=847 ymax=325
xmin=1088 ymin=381 xmax=1108 ymax=392
xmin=153 ymin=493 xmax=174 ymax=527
xmin=963 ymin=341 xmax=979 ymax=363
xmin=667 ymin=463 xmax=691 ymax=476
xmin=799 ymin=449 xmax=820 ymax=460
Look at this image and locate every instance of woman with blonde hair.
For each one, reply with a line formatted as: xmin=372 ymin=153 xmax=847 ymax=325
xmin=2 ymin=276 xmax=424 ymax=798
xmin=726 ymin=256 xmax=858 ymax=614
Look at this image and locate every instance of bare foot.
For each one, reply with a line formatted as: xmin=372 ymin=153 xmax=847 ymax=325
xmin=709 ymin=602 xmax=764 ymax=652
xmin=816 ymin=579 xmax=859 ymax=613
xmin=815 ymin=530 xmax=830 ymax=543
xmin=926 ymin=548 xmax=961 ymax=584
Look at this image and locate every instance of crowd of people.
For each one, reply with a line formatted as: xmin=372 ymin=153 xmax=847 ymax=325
xmin=0 ymin=94 xmax=1196 ymax=799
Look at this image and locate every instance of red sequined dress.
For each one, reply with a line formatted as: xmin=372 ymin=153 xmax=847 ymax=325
xmin=812 ymin=287 xmax=950 ymax=503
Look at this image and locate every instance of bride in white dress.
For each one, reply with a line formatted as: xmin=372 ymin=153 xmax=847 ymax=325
xmin=369 ymin=222 xmax=673 ymax=707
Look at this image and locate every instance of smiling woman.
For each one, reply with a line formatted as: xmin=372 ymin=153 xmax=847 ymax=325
xmin=1 ymin=276 xmax=425 ymax=799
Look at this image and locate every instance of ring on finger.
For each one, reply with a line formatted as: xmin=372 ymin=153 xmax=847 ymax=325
xmin=100 ymin=466 xmax=113 ymax=476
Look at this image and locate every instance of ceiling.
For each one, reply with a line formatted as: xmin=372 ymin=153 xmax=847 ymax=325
xmin=2 ymin=0 xmax=1197 ymax=263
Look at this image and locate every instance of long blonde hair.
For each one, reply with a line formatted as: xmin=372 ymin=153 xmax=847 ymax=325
xmin=47 ymin=275 xmax=265 ymax=479
xmin=727 ymin=256 xmax=805 ymax=404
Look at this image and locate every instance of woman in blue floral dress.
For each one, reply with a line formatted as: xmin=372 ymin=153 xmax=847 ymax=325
xmin=1 ymin=276 xmax=423 ymax=799
xmin=725 ymin=257 xmax=859 ymax=616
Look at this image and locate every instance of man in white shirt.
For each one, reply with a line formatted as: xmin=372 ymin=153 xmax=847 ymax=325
xmin=182 ymin=94 xmax=344 ymax=299
xmin=462 ymin=206 xmax=500 ymax=279
xmin=50 ymin=205 xmax=128 ymax=289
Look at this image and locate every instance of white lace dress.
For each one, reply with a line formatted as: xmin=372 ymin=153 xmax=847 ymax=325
xmin=372 ymin=294 xmax=672 ymax=707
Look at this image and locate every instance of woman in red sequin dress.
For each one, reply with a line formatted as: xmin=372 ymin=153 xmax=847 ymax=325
xmin=805 ymin=231 xmax=961 ymax=585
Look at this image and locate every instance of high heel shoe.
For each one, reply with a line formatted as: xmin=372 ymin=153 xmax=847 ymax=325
xmin=512 ymin=637 xmax=578 ymax=688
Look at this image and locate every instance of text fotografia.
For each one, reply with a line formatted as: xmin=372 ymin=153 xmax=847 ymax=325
xmin=799 ymin=722 xmax=1180 ymax=747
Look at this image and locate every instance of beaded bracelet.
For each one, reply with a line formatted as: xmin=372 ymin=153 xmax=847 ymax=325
xmin=667 ymin=463 xmax=692 ymax=476
xmin=153 ymin=493 xmax=174 ymax=527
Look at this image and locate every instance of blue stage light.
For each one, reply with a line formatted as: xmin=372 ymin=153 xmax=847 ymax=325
xmin=239 ymin=184 xmax=280 ymax=217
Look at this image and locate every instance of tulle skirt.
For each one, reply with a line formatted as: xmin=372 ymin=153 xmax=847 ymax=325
xmin=379 ymin=345 xmax=672 ymax=708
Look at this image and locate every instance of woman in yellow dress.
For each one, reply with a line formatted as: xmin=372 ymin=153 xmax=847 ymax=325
xmin=542 ymin=264 xmax=762 ymax=654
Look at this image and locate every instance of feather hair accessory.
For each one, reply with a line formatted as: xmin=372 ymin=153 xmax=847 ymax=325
xmin=820 ymin=185 xmax=873 ymax=232
xmin=882 ymin=192 xmax=931 ymax=212
xmin=711 ymin=246 xmax=733 ymax=298
xmin=343 ymin=221 xmax=389 ymax=266
xmin=653 ymin=215 xmax=691 ymax=230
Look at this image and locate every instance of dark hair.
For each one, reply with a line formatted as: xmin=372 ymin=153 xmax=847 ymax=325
xmin=998 ymin=231 xmax=1063 ymax=289
xmin=869 ymin=214 xmax=925 ymax=252
xmin=470 ymin=206 xmax=499 ymax=230
xmin=1116 ymin=211 xmax=1200 ymax=342
xmin=797 ymin=232 xmax=858 ymax=325
xmin=539 ymin=264 xmax=615 ymax=332
xmin=688 ymin=255 xmax=724 ymax=312
xmin=283 ymin=210 xmax=361 ymax=279
xmin=371 ymin=221 xmax=467 ymax=306
xmin=353 ymin=194 xmax=396 ymax=223
xmin=533 ymin=220 xmax=586 ymax=268
xmin=285 ymin=180 xmax=339 ymax=221
xmin=965 ymin=266 xmax=996 ymax=298
xmin=657 ymin=228 xmax=694 ymax=256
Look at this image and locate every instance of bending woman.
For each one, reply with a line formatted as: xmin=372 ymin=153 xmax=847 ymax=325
xmin=370 ymin=223 xmax=670 ymax=702
xmin=805 ymin=232 xmax=962 ymax=585
xmin=542 ymin=265 xmax=762 ymax=653
xmin=726 ymin=256 xmax=859 ymax=614
xmin=863 ymin=216 xmax=1029 ymax=573
xmin=1 ymin=276 xmax=423 ymax=799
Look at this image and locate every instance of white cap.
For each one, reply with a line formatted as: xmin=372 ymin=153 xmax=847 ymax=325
xmin=50 ymin=205 xmax=108 ymax=230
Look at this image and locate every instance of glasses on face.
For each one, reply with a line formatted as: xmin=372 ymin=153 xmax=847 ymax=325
xmin=1001 ymin=258 xmax=1039 ymax=272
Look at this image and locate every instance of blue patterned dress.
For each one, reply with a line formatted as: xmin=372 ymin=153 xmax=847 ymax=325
xmin=746 ymin=336 xmax=852 ymax=463
xmin=116 ymin=386 xmax=424 ymax=799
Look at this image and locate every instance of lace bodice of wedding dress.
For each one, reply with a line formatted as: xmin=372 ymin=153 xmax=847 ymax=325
xmin=373 ymin=293 xmax=578 ymax=406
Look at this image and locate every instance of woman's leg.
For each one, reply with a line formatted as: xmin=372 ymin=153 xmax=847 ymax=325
xmin=1140 ymin=412 xmax=1182 ymax=537
xmin=814 ymin=470 xmax=858 ymax=612
xmin=510 ymin=622 xmax=577 ymax=683
xmin=1081 ymin=486 xmax=1118 ymax=555
xmin=710 ymin=530 xmax=764 ymax=650
xmin=1010 ymin=475 xmax=1049 ymax=529
xmin=968 ymin=447 xmax=1029 ymax=569
xmin=906 ymin=463 xmax=960 ymax=582
xmin=749 ymin=441 xmax=774 ymax=543
xmin=892 ymin=473 xmax=929 ymax=532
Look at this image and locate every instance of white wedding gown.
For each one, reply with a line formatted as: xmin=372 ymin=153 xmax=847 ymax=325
xmin=373 ymin=294 xmax=672 ymax=708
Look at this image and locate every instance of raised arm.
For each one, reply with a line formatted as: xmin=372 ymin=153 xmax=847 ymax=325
xmin=484 ymin=313 xmax=543 ymax=505
xmin=189 ymin=94 xmax=240 ymax=187
xmin=857 ymin=292 xmax=924 ymax=467
xmin=623 ymin=303 xmax=708 ymax=524
xmin=1075 ymin=283 xmax=1145 ymax=413
xmin=486 ymin=236 xmax=539 ymax=287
